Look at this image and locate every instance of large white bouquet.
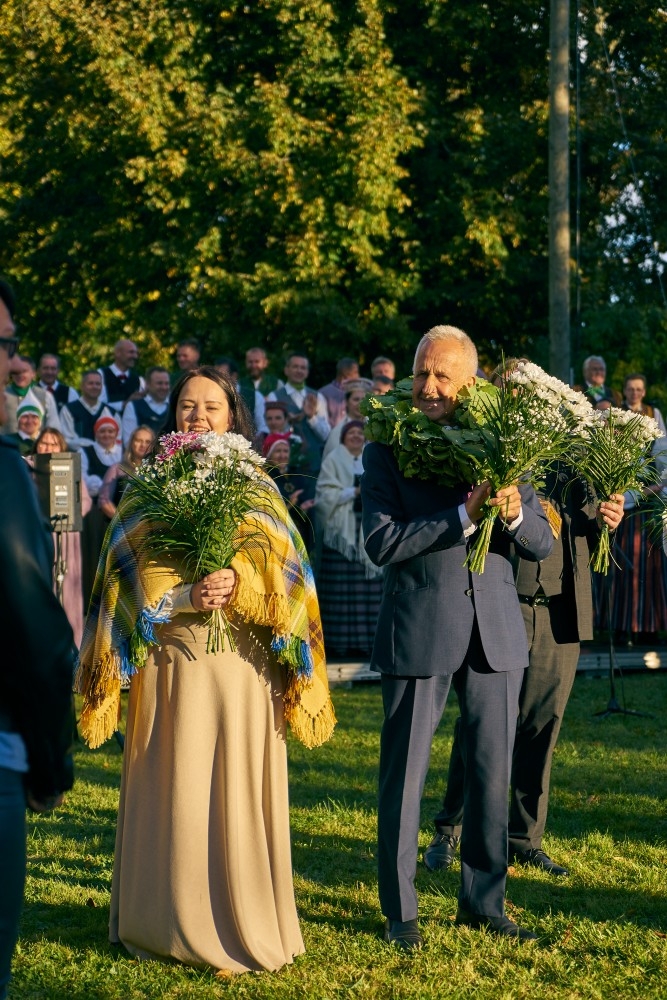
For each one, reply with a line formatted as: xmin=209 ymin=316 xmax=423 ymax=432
xmin=567 ymin=406 xmax=663 ymax=573
xmin=124 ymin=430 xmax=272 ymax=652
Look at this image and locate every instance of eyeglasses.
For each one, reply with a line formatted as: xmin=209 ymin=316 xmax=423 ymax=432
xmin=0 ymin=337 xmax=19 ymax=359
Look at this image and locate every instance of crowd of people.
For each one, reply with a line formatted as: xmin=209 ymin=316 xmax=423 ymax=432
xmin=0 ymin=338 xmax=400 ymax=659
xmin=2 ymin=338 xmax=666 ymax=658
xmin=2 ymin=279 xmax=667 ymax=990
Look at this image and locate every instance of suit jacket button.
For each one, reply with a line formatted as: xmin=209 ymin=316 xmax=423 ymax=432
xmin=519 ymin=535 xmax=529 ymax=545
xmin=465 ymin=588 xmax=473 ymax=597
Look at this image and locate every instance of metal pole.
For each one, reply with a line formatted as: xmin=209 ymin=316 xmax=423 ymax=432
xmin=549 ymin=0 xmax=571 ymax=381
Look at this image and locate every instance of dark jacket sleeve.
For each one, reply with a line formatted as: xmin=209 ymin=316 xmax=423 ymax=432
xmin=361 ymin=441 xmax=467 ymax=566
xmin=0 ymin=443 xmax=75 ymax=799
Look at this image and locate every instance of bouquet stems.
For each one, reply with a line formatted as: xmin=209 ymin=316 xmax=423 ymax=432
xmin=465 ymin=505 xmax=499 ymax=575
xmin=589 ymin=521 xmax=611 ymax=575
xmin=206 ymin=608 xmax=237 ymax=655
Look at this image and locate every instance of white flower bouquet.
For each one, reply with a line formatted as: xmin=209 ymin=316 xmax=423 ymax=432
xmin=567 ymin=406 xmax=664 ymax=573
xmin=458 ymin=362 xmax=594 ymax=574
xmin=124 ymin=430 xmax=273 ymax=653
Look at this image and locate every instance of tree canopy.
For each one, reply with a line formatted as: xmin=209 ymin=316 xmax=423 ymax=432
xmin=0 ymin=1 xmax=665 ymax=394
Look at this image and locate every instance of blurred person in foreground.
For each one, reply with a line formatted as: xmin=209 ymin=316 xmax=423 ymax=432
xmin=0 ymin=279 xmax=74 ymax=1000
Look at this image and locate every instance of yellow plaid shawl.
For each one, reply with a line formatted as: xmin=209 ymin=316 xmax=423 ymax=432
xmin=76 ymin=490 xmax=335 ymax=750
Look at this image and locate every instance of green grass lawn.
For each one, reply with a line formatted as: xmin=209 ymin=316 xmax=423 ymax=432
xmin=11 ymin=672 xmax=667 ymax=999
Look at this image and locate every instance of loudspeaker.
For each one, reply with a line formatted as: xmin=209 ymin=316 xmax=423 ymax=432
xmin=33 ymin=452 xmax=83 ymax=532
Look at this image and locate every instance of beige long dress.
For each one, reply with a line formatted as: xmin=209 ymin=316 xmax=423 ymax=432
xmin=109 ymin=612 xmax=305 ymax=973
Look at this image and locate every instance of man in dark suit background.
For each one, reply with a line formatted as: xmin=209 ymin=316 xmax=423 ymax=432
xmin=361 ymin=326 xmax=554 ymax=949
xmin=424 ymin=465 xmax=624 ymax=877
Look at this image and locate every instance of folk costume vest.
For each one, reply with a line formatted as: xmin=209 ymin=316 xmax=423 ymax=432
xmin=101 ymin=368 xmax=140 ymax=407
xmin=273 ymin=386 xmax=324 ymax=475
xmin=65 ymin=400 xmax=107 ymax=443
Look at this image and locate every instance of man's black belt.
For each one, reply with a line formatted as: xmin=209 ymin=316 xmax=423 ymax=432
xmin=518 ymin=593 xmax=551 ymax=607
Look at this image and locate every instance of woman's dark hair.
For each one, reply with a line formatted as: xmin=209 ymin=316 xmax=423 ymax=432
xmin=159 ymin=366 xmax=255 ymax=442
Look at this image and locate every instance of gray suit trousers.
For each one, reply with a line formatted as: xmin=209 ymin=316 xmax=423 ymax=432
xmin=378 ymin=628 xmax=523 ymax=921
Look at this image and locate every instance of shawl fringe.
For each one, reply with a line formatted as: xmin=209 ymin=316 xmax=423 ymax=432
xmin=76 ymin=489 xmax=335 ymax=750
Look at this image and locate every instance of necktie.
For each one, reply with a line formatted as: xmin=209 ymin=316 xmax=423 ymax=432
xmin=46 ymin=385 xmax=55 ymax=394
xmin=118 ymin=373 xmax=127 ymax=382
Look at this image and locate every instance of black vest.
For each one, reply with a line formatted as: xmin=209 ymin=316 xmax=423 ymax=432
xmin=82 ymin=445 xmax=110 ymax=480
xmin=64 ymin=400 xmax=106 ymax=442
xmin=131 ymin=398 xmax=168 ymax=437
xmin=52 ymin=383 xmax=71 ymax=412
xmin=101 ymin=367 xmax=140 ymax=405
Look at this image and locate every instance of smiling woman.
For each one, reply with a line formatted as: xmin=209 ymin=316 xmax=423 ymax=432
xmin=77 ymin=365 xmax=335 ymax=975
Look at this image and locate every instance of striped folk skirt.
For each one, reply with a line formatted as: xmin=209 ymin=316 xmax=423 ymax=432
xmin=318 ymin=543 xmax=383 ymax=658
xmin=593 ymin=508 xmax=667 ymax=634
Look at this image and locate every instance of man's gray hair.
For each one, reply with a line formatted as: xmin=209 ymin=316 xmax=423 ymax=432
xmin=583 ymin=355 xmax=606 ymax=378
xmin=413 ymin=325 xmax=478 ymax=376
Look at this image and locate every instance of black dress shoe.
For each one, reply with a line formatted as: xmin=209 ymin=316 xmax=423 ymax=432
xmin=512 ymin=848 xmax=569 ymax=877
xmin=383 ymin=918 xmax=423 ymax=951
xmin=423 ymin=832 xmax=460 ymax=871
xmin=455 ymin=907 xmax=537 ymax=941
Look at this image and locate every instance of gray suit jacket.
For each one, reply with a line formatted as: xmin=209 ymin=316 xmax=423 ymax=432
xmin=361 ymin=442 xmax=554 ymax=676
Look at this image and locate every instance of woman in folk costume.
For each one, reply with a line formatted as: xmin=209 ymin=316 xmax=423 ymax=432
xmin=76 ymin=367 xmax=335 ymax=974
xmin=314 ymin=420 xmax=384 ymax=657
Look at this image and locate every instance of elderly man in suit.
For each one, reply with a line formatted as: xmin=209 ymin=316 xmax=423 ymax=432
xmin=361 ymin=326 xmax=554 ymax=950
xmin=424 ymin=464 xmax=624 ymax=877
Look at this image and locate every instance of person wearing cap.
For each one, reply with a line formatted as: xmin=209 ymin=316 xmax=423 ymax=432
xmin=263 ymin=432 xmax=316 ymax=551
xmin=322 ymin=378 xmax=373 ymax=458
xmin=315 ymin=420 xmax=383 ymax=658
xmin=80 ymin=414 xmax=123 ymax=608
xmin=2 ymin=394 xmax=45 ymax=457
